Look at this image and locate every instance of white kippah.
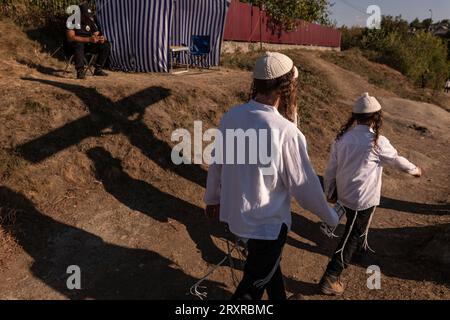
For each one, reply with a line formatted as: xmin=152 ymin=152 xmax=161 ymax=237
xmin=353 ymin=92 xmax=382 ymax=114
xmin=253 ymin=52 xmax=294 ymax=80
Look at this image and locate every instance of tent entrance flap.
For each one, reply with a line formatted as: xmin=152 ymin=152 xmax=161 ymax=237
xmin=96 ymin=0 xmax=230 ymax=73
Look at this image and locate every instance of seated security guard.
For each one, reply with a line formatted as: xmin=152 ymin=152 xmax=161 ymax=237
xmin=65 ymin=2 xmax=111 ymax=79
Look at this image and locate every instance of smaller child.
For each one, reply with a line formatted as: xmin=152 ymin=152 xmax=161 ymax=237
xmin=320 ymin=92 xmax=422 ymax=296
xmin=445 ymin=78 xmax=450 ymax=93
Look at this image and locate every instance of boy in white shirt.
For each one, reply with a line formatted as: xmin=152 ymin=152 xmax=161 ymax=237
xmin=320 ymin=93 xmax=422 ymax=295
xmin=204 ymin=52 xmax=339 ymax=300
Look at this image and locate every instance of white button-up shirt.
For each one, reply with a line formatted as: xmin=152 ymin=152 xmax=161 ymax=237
xmin=324 ymin=125 xmax=418 ymax=211
xmin=204 ymin=100 xmax=338 ymax=240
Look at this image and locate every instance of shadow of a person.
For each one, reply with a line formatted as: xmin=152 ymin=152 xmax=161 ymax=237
xmin=0 ymin=186 xmax=230 ymax=299
xmin=355 ymin=222 xmax=450 ymax=285
xmin=380 ymin=197 xmax=450 ymax=216
xmin=288 ymin=211 xmax=450 ymax=287
xmin=86 ymin=147 xmax=230 ymax=265
xmin=318 ymin=174 xmax=450 ymax=216
xmin=284 ymin=277 xmax=321 ymax=299
xmin=16 ymin=59 xmax=64 ymax=76
xmin=288 ymin=212 xmax=344 ymax=257
xmin=17 ymin=78 xmax=207 ymax=187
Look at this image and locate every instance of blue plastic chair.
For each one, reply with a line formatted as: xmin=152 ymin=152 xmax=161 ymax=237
xmin=189 ymin=35 xmax=211 ymax=69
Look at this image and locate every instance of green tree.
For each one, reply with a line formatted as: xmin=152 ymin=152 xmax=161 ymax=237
xmin=243 ymin=0 xmax=331 ymax=30
xmin=409 ymin=18 xmax=423 ymax=31
xmin=339 ymin=15 xmax=450 ymax=90
xmin=421 ymin=18 xmax=433 ymax=31
xmin=380 ymin=15 xmax=409 ymax=34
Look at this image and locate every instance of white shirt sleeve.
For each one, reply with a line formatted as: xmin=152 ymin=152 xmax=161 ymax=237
xmin=378 ymin=136 xmax=417 ymax=174
xmin=204 ymin=121 xmax=224 ymax=205
xmin=324 ymin=142 xmax=338 ymax=200
xmin=281 ymin=134 xmax=339 ymax=227
xmin=204 ymin=162 xmax=222 ymax=205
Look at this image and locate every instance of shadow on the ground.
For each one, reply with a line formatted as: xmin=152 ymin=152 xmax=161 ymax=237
xmin=0 ymin=186 xmax=230 ymax=299
xmin=380 ymin=197 xmax=450 ymax=216
xmin=288 ymin=212 xmax=344 ymax=257
xmin=86 ymin=147 xmax=231 ymax=264
xmin=318 ymin=175 xmax=449 ymax=216
xmin=16 ymin=59 xmax=64 ymax=76
xmin=289 ymin=211 xmax=450 ymax=294
xmin=17 ymin=78 xmax=207 ymax=187
xmin=25 ymin=27 xmax=65 ymax=62
xmin=285 ymin=278 xmax=321 ymax=299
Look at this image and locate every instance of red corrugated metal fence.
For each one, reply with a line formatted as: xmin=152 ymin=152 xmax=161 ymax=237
xmin=224 ymin=0 xmax=341 ymax=48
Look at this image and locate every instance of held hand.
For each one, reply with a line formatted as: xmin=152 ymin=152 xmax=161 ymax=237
xmin=90 ymin=35 xmax=99 ymax=44
xmin=320 ymin=222 xmax=339 ymax=239
xmin=327 ymin=197 xmax=337 ymax=204
xmin=321 ymin=203 xmax=346 ymax=239
xmin=205 ymin=205 xmax=220 ymax=219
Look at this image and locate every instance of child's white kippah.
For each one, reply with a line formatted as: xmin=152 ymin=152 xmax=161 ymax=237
xmin=253 ymin=52 xmax=294 ymax=80
xmin=353 ymin=92 xmax=382 ymax=114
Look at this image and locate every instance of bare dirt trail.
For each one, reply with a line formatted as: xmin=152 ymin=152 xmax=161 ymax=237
xmin=0 ymin=22 xmax=449 ymax=299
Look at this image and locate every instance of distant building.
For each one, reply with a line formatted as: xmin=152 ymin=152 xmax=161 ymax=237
xmin=431 ymin=21 xmax=450 ymax=37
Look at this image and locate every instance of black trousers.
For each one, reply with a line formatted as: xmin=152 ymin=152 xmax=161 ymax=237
xmin=232 ymin=224 xmax=288 ymax=301
xmin=325 ymin=206 xmax=376 ymax=278
xmin=66 ymin=41 xmax=111 ymax=71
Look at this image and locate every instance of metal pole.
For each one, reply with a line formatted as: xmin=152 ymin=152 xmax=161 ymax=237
xmin=429 ymin=9 xmax=433 ymax=32
xmin=259 ymin=5 xmax=263 ymax=51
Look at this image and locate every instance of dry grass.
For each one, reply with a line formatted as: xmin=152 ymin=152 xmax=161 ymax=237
xmin=321 ymin=48 xmax=450 ymax=111
xmin=0 ymin=207 xmax=20 ymax=268
xmin=0 ymin=207 xmax=18 ymax=227
xmin=0 ymin=149 xmax=23 ymax=181
xmin=221 ymin=49 xmax=339 ymax=130
xmin=22 ymin=99 xmax=50 ymax=115
xmin=0 ymin=19 xmax=448 ymax=299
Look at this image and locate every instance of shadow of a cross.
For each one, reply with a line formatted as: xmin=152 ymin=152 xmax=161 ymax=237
xmin=17 ymin=78 xmax=207 ymax=187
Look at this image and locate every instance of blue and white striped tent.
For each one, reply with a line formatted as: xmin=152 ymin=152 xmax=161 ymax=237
xmin=96 ymin=0 xmax=230 ymax=73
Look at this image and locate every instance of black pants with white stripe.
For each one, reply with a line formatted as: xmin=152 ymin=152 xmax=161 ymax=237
xmin=232 ymin=224 xmax=288 ymax=300
xmin=325 ymin=207 xmax=375 ymax=278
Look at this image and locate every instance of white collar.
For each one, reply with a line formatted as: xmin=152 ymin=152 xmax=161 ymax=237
xmin=249 ymin=99 xmax=280 ymax=115
xmin=354 ymin=124 xmax=375 ymax=133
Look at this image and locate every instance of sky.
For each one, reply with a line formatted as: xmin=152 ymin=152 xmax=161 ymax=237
xmin=329 ymin=0 xmax=450 ymax=27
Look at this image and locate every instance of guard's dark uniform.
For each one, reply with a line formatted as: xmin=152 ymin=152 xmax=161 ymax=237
xmin=65 ymin=15 xmax=111 ymax=73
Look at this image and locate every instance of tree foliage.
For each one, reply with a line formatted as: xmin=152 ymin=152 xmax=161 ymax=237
xmin=243 ymin=0 xmax=332 ymax=30
xmin=340 ymin=15 xmax=450 ymax=90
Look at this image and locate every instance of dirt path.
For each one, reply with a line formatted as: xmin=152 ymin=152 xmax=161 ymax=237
xmin=0 ymin=31 xmax=449 ymax=299
xmin=300 ymin=51 xmax=395 ymax=104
